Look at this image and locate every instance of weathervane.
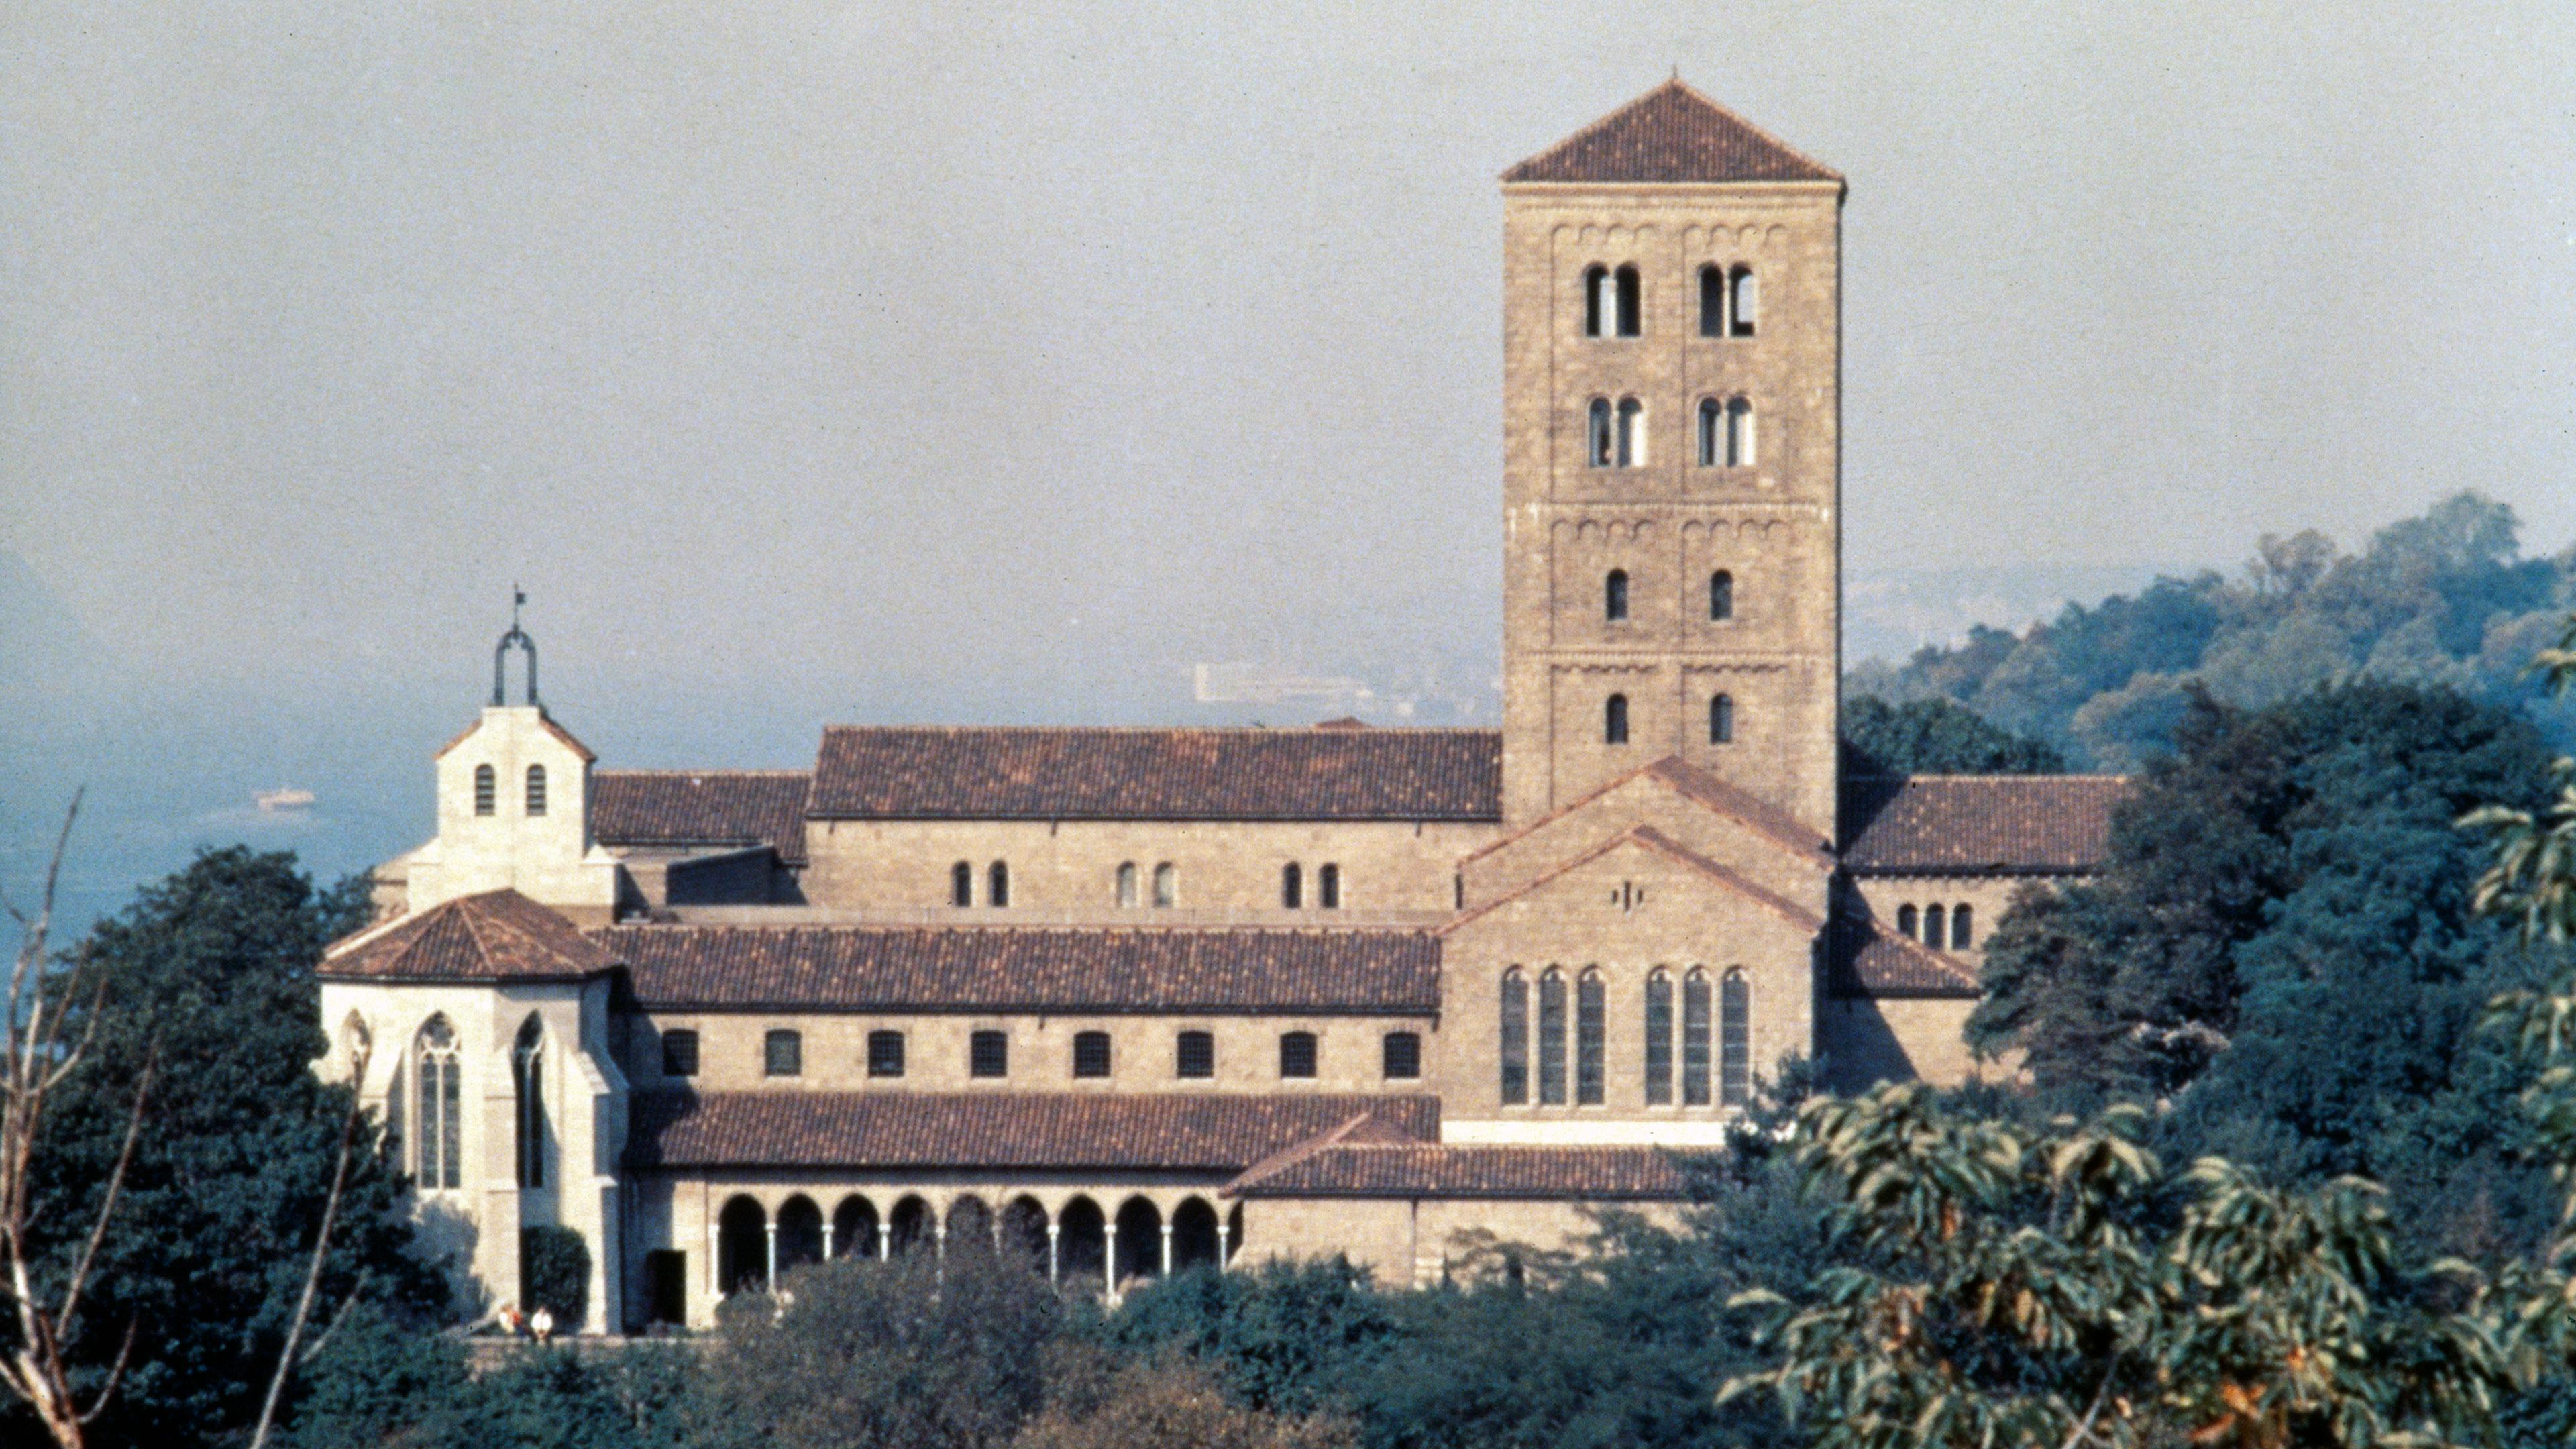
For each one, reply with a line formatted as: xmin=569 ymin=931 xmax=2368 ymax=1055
xmin=492 ymin=586 xmax=539 ymax=707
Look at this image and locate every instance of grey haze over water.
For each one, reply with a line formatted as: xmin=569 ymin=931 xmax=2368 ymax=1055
xmin=3 ymin=3 xmax=2570 ymax=932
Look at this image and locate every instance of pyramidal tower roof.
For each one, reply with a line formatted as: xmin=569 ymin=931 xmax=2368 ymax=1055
xmin=1503 ymin=77 xmax=1840 ymax=186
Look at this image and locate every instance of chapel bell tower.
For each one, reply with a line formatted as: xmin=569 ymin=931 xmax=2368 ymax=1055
xmin=1497 ymin=79 xmax=1845 ymax=836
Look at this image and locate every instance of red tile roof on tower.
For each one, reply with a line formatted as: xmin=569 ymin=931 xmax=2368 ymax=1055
xmin=625 ymin=1090 xmax=1442 ymax=1172
xmin=596 ymin=924 xmax=1440 ymax=1014
xmin=1839 ymin=775 xmax=2129 ymax=875
xmin=808 ymin=726 xmax=1503 ymax=822
xmin=591 ymin=770 xmax=812 ymax=865
xmin=1503 ymin=78 xmax=1841 ymax=186
xmin=320 ymin=889 xmax=617 ymax=983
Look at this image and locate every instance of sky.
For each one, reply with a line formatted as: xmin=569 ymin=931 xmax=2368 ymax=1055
xmin=2 ymin=1 xmax=2573 ymax=926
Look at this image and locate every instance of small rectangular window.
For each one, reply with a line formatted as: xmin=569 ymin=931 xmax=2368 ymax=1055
xmin=1175 ymin=1030 xmax=1215 ymax=1079
xmin=1073 ymin=1030 xmax=1112 ymax=1079
xmin=1318 ymin=863 xmax=1340 ymax=910
xmin=867 ymin=1029 xmax=906 ymax=1078
xmin=1279 ymin=1031 xmax=1318 ymax=1079
xmin=1381 ymin=1031 xmax=1421 ymax=1081
xmin=661 ymin=1028 xmax=700 ymax=1079
xmin=969 ymin=1030 xmax=1008 ymax=1079
xmin=763 ymin=1029 xmax=802 ymax=1078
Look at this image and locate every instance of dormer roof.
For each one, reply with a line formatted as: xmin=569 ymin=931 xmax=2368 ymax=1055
xmin=320 ymin=889 xmax=615 ymax=983
xmin=1503 ymin=77 xmax=1840 ymax=186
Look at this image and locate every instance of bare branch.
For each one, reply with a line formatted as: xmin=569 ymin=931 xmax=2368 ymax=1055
xmin=73 ymin=1320 xmax=137 ymax=1426
xmin=56 ymin=1049 xmax=154 ymax=1332
xmin=247 ymin=1075 xmax=366 ymax=1449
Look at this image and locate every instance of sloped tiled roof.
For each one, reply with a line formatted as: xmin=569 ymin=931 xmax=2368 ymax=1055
xmin=1461 ymin=755 xmax=1832 ymax=869
xmin=598 ymin=925 xmax=1440 ymax=1014
xmin=625 ymin=1090 xmax=1441 ymax=1172
xmin=1839 ymin=775 xmax=2129 ymax=875
xmin=592 ymin=770 xmax=812 ymax=865
xmin=808 ymin=727 xmax=1502 ymax=822
xmin=1825 ymin=915 xmax=1980 ymax=998
xmin=1228 ymin=1144 xmax=1687 ymax=1200
xmin=1503 ymin=78 xmax=1840 ymax=186
xmin=321 ymin=890 xmax=616 ymax=983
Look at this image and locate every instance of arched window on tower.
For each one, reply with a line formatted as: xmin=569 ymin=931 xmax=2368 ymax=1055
xmin=1729 ymin=266 xmax=1758 ymax=337
xmin=1575 ymin=970 xmax=1605 ymax=1106
xmin=987 ymin=861 xmax=1010 ymax=908
xmin=524 ymin=764 xmax=547 ymax=817
xmin=1710 ymin=570 xmax=1734 ymax=621
xmin=1604 ymin=569 xmax=1629 ymax=621
xmin=511 ymin=1015 xmax=545 ymax=1190
xmin=1116 ymin=862 xmax=1138 ymax=908
xmin=1587 ymin=398 xmax=1614 ymax=468
xmin=415 ymin=1016 xmax=461 ymax=1191
xmin=1699 ymin=264 xmax=1725 ymax=337
xmin=1613 ymin=264 xmax=1641 ymax=337
xmin=473 ymin=765 xmax=496 ymax=817
xmin=1710 ymin=693 xmax=1735 ymax=745
xmin=1896 ymin=904 xmax=1919 ymax=941
xmin=1604 ymin=694 xmax=1630 ymax=745
xmin=1952 ymin=904 xmax=1975 ymax=949
xmin=1499 ymin=969 xmax=1529 ymax=1105
xmin=1644 ymin=970 xmax=1674 ymax=1105
xmin=1698 ymin=397 xmax=1722 ymax=466
xmin=1725 ymin=397 xmax=1756 ymax=467
xmin=1681 ymin=971 xmax=1712 ymax=1106
xmin=1318 ymin=863 xmax=1340 ymax=910
xmin=1537 ymin=969 xmax=1568 ymax=1106
xmin=1281 ymin=863 xmax=1302 ymax=910
xmin=1925 ymin=904 xmax=1947 ymax=952
xmin=1152 ymin=862 xmax=1177 ymax=908
xmin=1720 ymin=970 xmax=1752 ymax=1106
xmin=1615 ymin=397 xmax=1644 ymax=466
xmin=1582 ymin=264 xmax=1609 ymax=337
xmin=950 ymin=861 xmax=973 ymax=908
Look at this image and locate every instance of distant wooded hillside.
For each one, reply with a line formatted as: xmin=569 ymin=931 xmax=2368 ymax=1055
xmin=1848 ymin=493 xmax=2576 ymax=768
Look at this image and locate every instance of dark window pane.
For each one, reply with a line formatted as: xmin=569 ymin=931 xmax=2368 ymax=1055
xmin=1175 ymin=1030 xmax=1215 ymax=1079
xmin=1279 ymin=1032 xmax=1318 ymax=1080
xmin=1538 ymin=973 xmax=1567 ymax=1106
xmin=1318 ymin=864 xmax=1340 ymax=910
xmin=1721 ymin=973 xmax=1752 ymax=1107
xmin=765 ymin=1029 xmax=802 ymax=1078
xmin=1073 ymin=1031 xmax=1112 ymax=1079
xmin=1576 ymin=974 xmax=1605 ymax=1106
xmin=867 ymin=1030 xmax=906 ymax=1078
xmin=969 ymin=1030 xmax=1008 ymax=1079
xmin=1499 ymin=973 xmax=1528 ymax=1105
xmin=1644 ymin=977 xmax=1672 ymax=1105
xmin=1382 ymin=1031 xmax=1421 ymax=1080
xmin=662 ymin=1029 xmax=699 ymax=1078
xmin=1682 ymin=976 xmax=1711 ymax=1106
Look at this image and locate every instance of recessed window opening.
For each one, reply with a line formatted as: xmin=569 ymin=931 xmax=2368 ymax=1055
xmin=1710 ymin=693 xmax=1735 ymax=745
xmin=1279 ymin=1031 xmax=1318 ymax=1080
xmin=473 ymin=765 xmax=496 ymax=817
xmin=1582 ymin=264 xmax=1609 ymax=337
xmin=1644 ymin=971 xmax=1674 ymax=1106
xmin=1073 ymin=1030 xmax=1112 ymax=1079
xmin=524 ymin=765 xmax=547 ymax=817
xmin=1116 ymin=862 xmax=1138 ymax=908
xmin=867 ymin=1030 xmax=906 ymax=1079
xmin=950 ymin=861 xmax=973 ymax=908
xmin=1729 ymin=266 xmax=1757 ymax=336
xmin=1896 ymin=904 xmax=1919 ymax=940
xmin=1682 ymin=971 xmax=1712 ymax=1106
xmin=765 ymin=1029 xmax=802 ymax=1078
xmin=1318 ymin=863 xmax=1340 ymax=910
xmin=512 ymin=1016 xmax=545 ymax=1190
xmin=416 ymin=1016 xmax=461 ymax=1191
xmin=1605 ymin=694 xmax=1630 ymax=745
xmin=987 ymin=861 xmax=1010 ymax=908
xmin=1499 ymin=969 xmax=1529 ymax=1106
xmin=1952 ymin=905 xmax=1975 ymax=949
xmin=661 ymin=1028 xmax=699 ymax=1079
xmin=1725 ymin=398 xmax=1755 ymax=467
xmin=1281 ymin=863 xmax=1302 ymax=910
xmin=1710 ymin=570 xmax=1734 ymax=621
xmin=1699 ymin=264 xmax=1725 ymax=337
xmin=1537 ymin=969 xmax=1568 ymax=1106
xmin=1605 ymin=569 xmax=1629 ymax=621
xmin=1151 ymin=862 xmax=1177 ymax=908
xmin=1925 ymin=904 xmax=1948 ymax=951
xmin=969 ymin=1030 xmax=1008 ymax=1079
xmin=1697 ymin=398 xmax=1722 ymax=466
xmin=1613 ymin=264 xmax=1641 ymax=337
xmin=1587 ymin=398 xmax=1614 ymax=468
xmin=1721 ymin=970 xmax=1752 ymax=1106
xmin=1575 ymin=971 xmax=1605 ymax=1106
xmin=1382 ymin=1031 xmax=1421 ymax=1081
xmin=1615 ymin=397 xmax=1644 ymax=466
xmin=1176 ymin=1030 xmax=1215 ymax=1079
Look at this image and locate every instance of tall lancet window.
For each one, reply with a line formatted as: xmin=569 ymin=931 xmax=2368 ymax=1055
xmin=1644 ymin=971 xmax=1674 ymax=1106
xmin=1499 ymin=969 xmax=1529 ymax=1106
xmin=473 ymin=765 xmax=496 ymax=817
xmin=1710 ymin=693 xmax=1735 ymax=745
xmin=1605 ymin=694 xmax=1630 ymax=745
xmin=1720 ymin=970 xmax=1752 ymax=1107
xmin=512 ymin=1015 xmax=545 ymax=1190
xmin=1537 ymin=969 xmax=1568 ymax=1106
xmin=1681 ymin=971 xmax=1712 ymax=1107
xmin=524 ymin=764 xmax=547 ymax=817
xmin=415 ymin=1016 xmax=461 ymax=1191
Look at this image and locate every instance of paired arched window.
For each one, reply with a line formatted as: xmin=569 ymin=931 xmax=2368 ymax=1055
xmin=1604 ymin=569 xmax=1629 ymax=621
xmin=1617 ymin=398 xmax=1644 ymax=466
xmin=473 ymin=765 xmax=496 ymax=817
xmin=1582 ymin=263 xmax=1641 ymax=337
xmin=524 ymin=765 xmax=547 ymax=817
xmin=1151 ymin=862 xmax=1177 ymax=908
xmin=1699 ymin=265 xmax=1725 ymax=337
xmin=1709 ymin=570 xmax=1734 ymax=620
xmin=1726 ymin=398 xmax=1755 ymax=466
xmin=1701 ymin=397 xmax=1756 ymax=466
xmin=1279 ymin=1031 xmax=1318 ymax=1080
xmin=1709 ymin=693 xmax=1735 ymax=745
xmin=1587 ymin=398 xmax=1644 ymax=467
xmin=1536 ymin=969 xmax=1568 ymax=1106
xmin=1925 ymin=904 xmax=1947 ymax=952
xmin=415 ymin=1017 xmax=461 ymax=1191
xmin=1644 ymin=971 xmax=1674 ymax=1105
xmin=1605 ymin=694 xmax=1630 ymax=745
xmin=511 ymin=1016 xmax=545 ymax=1189
xmin=1720 ymin=970 xmax=1751 ymax=1106
xmin=987 ymin=861 xmax=1010 ymax=908
xmin=1575 ymin=971 xmax=1605 ymax=1106
xmin=950 ymin=861 xmax=973 ymax=908
xmin=1697 ymin=264 xmax=1757 ymax=335
xmin=1499 ymin=970 xmax=1529 ymax=1105
xmin=1116 ymin=862 xmax=1139 ymax=908
xmin=1318 ymin=863 xmax=1340 ymax=910
xmin=1681 ymin=971 xmax=1713 ymax=1106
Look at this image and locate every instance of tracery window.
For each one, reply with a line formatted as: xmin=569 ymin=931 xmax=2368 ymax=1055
xmin=512 ymin=1016 xmax=545 ymax=1189
xmin=415 ymin=1016 xmax=462 ymax=1191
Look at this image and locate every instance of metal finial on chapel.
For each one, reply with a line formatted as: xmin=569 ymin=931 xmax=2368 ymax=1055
xmin=492 ymin=587 xmax=539 ymax=706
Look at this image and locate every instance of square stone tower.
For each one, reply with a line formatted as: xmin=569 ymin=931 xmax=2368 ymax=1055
xmin=1499 ymin=80 xmax=1845 ymax=836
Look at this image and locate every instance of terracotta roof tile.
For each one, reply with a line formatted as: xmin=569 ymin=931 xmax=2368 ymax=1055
xmin=321 ymin=890 xmax=616 ymax=983
xmin=592 ymin=770 xmax=811 ymax=865
xmin=1826 ymin=915 xmax=1980 ymax=998
xmin=1503 ymin=78 xmax=1840 ymax=186
xmin=1445 ymin=824 xmax=1825 ymax=936
xmin=625 ymin=1090 xmax=1440 ymax=1172
xmin=597 ymin=924 xmax=1440 ymax=1014
xmin=808 ymin=727 xmax=1501 ymax=822
xmin=1228 ymin=1144 xmax=1687 ymax=1200
xmin=1839 ymin=775 xmax=2129 ymax=875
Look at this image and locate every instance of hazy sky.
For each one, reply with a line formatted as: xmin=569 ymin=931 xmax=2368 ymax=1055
xmin=5 ymin=0 xmax=2573 ymax=718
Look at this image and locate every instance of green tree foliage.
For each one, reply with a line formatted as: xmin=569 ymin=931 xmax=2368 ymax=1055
xmin=17 ymin=847 xmax=440 ymax=1449
xmin=1841 ymin=696 xmax=2067 ymax=775
xmin=286 ymin=1305 xmax=698 ymax=1449
xmin=1010 ymin=1352 xmax=1356 ymax=1449
xmin=521 ymin=1226 xmax=591 ymax=1326
xmin=1850 ymin=492 xmax=2576 ymax=767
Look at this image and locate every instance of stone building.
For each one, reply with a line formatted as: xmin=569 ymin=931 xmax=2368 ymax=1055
xmin=315 ymin=79 xmax=2123 ymax=1334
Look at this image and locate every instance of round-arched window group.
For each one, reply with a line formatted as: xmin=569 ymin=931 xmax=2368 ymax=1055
xmin=1894 ymin=902 xmax=1975 ymax=951
xmin=1499 ymin=965 xmax=1750 ymax=1110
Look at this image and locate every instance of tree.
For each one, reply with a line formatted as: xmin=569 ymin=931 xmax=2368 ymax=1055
xmin=17 ymin=847 xmax=438 ymax=1448
xmin=1010 ymin=1354 xmax=1354 ymax=1449
xmin=1841 ymin=696 xmax=2066 ymax=775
